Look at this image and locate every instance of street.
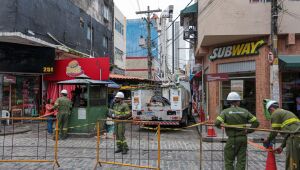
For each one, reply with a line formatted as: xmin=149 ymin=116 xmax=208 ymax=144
xmin=0 ymin=122 xmax=286 ymax=170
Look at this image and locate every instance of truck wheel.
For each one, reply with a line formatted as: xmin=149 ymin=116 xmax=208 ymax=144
xmin=180 ymin=112 xmax=188 ymax=127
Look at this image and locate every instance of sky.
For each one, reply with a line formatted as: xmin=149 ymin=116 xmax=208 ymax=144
xmin=114 ymin=0 xmax=192 ymax=20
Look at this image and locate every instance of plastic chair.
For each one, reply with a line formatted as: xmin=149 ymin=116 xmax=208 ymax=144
xmin=1 ymin=110 xmax=10 ymax=125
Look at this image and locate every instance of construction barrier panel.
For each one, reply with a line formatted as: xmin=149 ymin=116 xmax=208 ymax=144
xmin=94 ymin=119 xmax=161 ymax=170
xmin=0 ymin=117 xmax=59 ymax=169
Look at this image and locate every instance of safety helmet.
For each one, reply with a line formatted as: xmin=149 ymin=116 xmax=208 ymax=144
xmin=266 ymin=100 xmax=278 ymax=110
xmin=227 ymin=92 xmax=241 ymax=101
xmin=61 ymin=89 xmax=68 ymax=94
xmin=115 ymin=92 xmax=124 ymax=99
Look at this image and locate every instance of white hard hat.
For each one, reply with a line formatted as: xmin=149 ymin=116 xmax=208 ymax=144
xmin=115 ymin=92 xmax=124 ymax=99
xmin=61 ymin=89 xmax=68 ymax=94
xmin=266 ymin=100 xmax=278 ymax=110
xmin=227 ymin=92 xmax=241 ymax=101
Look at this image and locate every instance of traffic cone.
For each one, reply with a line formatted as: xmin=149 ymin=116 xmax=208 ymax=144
xmin=206 ymin=125 xmax=217 ymax=137
xmin=265 ymin=146 xmax=277 ymax=170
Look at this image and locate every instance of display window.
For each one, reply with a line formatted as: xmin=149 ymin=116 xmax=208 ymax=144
xmin=220 ymin=73 xmax=256 ymax=114
xmin=2 ymin=74 xmax=41 ymax=117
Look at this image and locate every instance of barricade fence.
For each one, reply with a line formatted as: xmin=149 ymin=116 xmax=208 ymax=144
xmin=0 ymin=117 xmax=59 ymax=168
xmin=94 ymin=119 xmax=161 ymax=170
xmin=0 ymin=117 xmax=298 ymax=170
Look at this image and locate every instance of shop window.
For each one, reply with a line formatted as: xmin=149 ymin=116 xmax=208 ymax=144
xmin=2 ymin=75 xmax=40 ymax=117
xmin=89 ymin=85 xmax=107 ymax=106
xmin=221 ymin=73 xmax=256 ymax=114
xmin=282 ymin=72 xmax=300 ymax=113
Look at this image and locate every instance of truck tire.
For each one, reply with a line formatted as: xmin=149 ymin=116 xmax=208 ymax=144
xmin=180 ymin=110 xmax=188 ymax=127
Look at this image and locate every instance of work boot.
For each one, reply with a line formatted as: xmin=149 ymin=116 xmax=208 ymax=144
xmin=122 ymin=148 xmax=128 ymax=155
xmin=114 ymin=148 xmax=122 ymax=153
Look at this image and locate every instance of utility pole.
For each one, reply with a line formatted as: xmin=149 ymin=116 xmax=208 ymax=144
xmin=136 ymin=6 xmax=161 ymax=80
xmin=172 ymin=23 xmax=175 ymax=74
xmin=270 ymin=0 xmax=280 ymax=103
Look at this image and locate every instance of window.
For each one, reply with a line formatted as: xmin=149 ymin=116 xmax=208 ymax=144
xmin=87 ymin=25 xmax=93 ymax=40
xmin=103 ymin=36 xmax=108 ymax=49
xmin=80 ymin=17 xmax=84 ymax=28
xmin=115 ymin=19 xmax=124 ymax=35
xmin=103 ymin=5 xmax=110 ymax=22
xmin=114 ymin=47 xmax=124 ymax=60
xmin=89 ymin=85 xmax=107 ymax=106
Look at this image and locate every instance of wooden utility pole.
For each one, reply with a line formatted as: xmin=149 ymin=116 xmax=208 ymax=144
xmin=136 ymin=6 xmax=161 ymax=80
xmin=270 ymin=0 xmax=279 ymax=102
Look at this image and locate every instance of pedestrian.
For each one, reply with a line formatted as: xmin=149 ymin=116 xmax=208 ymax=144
xmin=110 ymin=92 xmax=131 ymax=154
xmin=215 ymin=92 xmax=259 ymax=170
xmin=53 ymin=89 xmax=72 ymax=140
xmin=263 ymin=99 xmax=300 ymax=170
xmin=40 ymin=99 xmax=57 ymax=134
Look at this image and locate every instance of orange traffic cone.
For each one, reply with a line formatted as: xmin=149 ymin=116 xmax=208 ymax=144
xmin=265 ymin=146 xmax=277 ymax=170
xmin=207 ymin=125 xmax=217 ymax=137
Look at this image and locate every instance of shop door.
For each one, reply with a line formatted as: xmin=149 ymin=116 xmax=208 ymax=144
xmin=282 ymin=72 xmax=300 ymax=115
xmin=221 ymin=75 xmax=256 ymax=115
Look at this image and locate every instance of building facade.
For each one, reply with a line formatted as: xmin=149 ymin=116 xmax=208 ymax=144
xmin=125 ymin=19 xmax=159 ymax=79
xmin=113 ymin=5 xmax=126 ymax=75
xmin=182 ymin=0 xmax=300 ymax=127
xmin=0 ymin=0 xmax=114 ymax=116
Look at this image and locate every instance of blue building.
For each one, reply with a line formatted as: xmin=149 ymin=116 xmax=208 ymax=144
xmin=126 ymin=19 xmax=158 ymax=57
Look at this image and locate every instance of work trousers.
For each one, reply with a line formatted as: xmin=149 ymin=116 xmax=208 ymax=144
xmin=286 ymin=135 xmax=300 ymax=170
xmin=57 ymin=113 xmax=69 ymax=138
xmin=115 ymin=122 xmax=128 ymax=151
xmin=224 ymin=136 xmax=247 ymax=170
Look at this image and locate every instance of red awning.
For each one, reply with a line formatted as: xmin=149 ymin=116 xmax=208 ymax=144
xmin=45 ymin=57 xmax=110 ymax=81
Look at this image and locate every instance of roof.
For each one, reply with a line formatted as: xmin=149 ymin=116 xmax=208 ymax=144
xmin=279 ymin=55 xmax=300 ymax=70
xmin=180 ymin=2 xmax=198 ymax=15
xmin=109 ymin=73 xmax=150 ymax=81
xmin=57 ymin=79 xmax=110 ymax=85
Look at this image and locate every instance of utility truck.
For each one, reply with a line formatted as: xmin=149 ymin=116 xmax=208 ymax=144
xmin=131 ymin=80 xmax=191 ymax=126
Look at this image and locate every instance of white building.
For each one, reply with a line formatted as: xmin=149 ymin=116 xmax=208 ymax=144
xmin=113 ymin=5 xmax=126 ymax=75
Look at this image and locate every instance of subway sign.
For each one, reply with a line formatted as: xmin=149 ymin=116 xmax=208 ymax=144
xmin=209 ymin=40 xmax=265 ymax=61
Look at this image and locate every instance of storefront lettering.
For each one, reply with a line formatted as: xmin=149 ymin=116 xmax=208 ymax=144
xmin=209 ymin=40 xmax=265 ymax=60
xmin=43 ymin=67 xmax=54 ymax=73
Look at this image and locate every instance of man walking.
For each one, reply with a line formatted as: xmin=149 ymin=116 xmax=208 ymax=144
xmin=53 ymin=89 xmax=72 ymax=140
xmin=111 ymin=92 xmax=131 ymax=154
xmin=215 ymin=92 xmax=259 ymax=170
xmin=263 ymin=99 xmax=300 ymax=170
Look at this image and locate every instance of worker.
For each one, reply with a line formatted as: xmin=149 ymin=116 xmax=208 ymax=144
xmin=215 ymin=92 xmax=259 ymax=170
xmin=53 ymin=89 xmax=72 ymax=140
xmin=110 ymin=92 xmax=131 ymax=154
xmin=263 ymin=99 xmax=300 ymax=170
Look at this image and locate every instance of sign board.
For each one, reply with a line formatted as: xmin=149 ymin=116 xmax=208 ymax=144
xmin=3 ymin=75 xmax=16 ymax=84
xmin=44 ymin=57 xmax=110 ymax=81
xmin=206 ymin=73 xmax=229 ymax=82
xmin=209 ymin=40 xmax=265 ymax=61
xmin=78 ymin=108 xmax=86 ymax=120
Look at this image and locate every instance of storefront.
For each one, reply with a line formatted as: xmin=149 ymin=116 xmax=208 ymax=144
xmin=0 ymin=42 xmax=55 ymax=117
xmin=201 ymin=38 xmax=271 ymax=126
xmin=44 ymin=57 xmax=110 ymax=101
xmin=279 ymin=54 xmax=300 ymax=118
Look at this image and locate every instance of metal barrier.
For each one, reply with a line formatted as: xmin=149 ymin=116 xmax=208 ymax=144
xmin=0 ymin=117 xmax=59 ymax=169
xmin=94 ymin=119 xmax=161 ymax=170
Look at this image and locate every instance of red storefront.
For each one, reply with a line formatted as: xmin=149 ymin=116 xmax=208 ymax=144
xmin=44 ymin=57 xmax=110 ymax=102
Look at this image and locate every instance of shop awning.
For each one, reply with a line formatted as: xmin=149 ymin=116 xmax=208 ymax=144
xmin=279 ymin=55 xmax=300 ymax=69
xmin=107 ymin=80 xmax=120 ymax=89
xmin=180 ymin=3 xmax=198 ymax=15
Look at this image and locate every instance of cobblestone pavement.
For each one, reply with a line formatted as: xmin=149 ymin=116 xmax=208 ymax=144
xmin=0 ymin=122 xmax=286 ymax=170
